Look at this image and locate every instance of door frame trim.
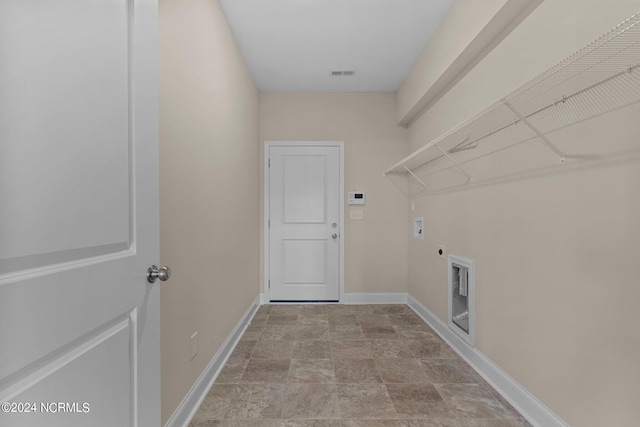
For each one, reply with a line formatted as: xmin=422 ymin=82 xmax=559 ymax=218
xmin=263 ymin=141 xmax=345 ymax=302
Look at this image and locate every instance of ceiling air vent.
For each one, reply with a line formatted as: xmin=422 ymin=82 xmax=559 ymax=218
xmin=331 ymin=70 xmax=355 ymax=76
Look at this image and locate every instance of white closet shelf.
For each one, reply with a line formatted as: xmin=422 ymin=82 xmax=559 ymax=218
xmin=385 ymin=11 xmax=640 ymax=195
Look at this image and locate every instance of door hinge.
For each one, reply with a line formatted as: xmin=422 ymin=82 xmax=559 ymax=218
xmin=268 ymin=280 xmax=270 ymax=289
xmin=268 ymin=158 xmax=270 ymax=167
xmin=268 ymin=219 xmax=270 ymax=228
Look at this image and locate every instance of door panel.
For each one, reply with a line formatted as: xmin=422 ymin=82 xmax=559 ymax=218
xmin=283 ymin=239 xmax=327 ymax=284
xmin=0 ymin=0 xmax=131 ymax=270
xmin=269 ymin=145 xmax=341 ymax=301
xmin=3 ymin=313 xmax=135 ymax=426
xmin=283 ymin=156 xmax=326 ymax=224
xmin=0 ymin=0 xmax=160 ymax=425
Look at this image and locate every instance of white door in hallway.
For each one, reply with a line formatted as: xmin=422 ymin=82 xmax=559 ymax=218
xmin=268 ymin=143 xmax=343 ymax=301
xmin=0 ymin=1 xmax=160 ymax=426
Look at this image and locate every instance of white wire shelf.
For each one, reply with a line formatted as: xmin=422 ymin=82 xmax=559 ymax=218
xmin=384 ymin=11 xmax=640 ymax=196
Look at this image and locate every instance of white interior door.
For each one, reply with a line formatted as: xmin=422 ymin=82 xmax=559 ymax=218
xmin=0 ymin=1 xmax=160 ymax=426
xmin=268 ymin=143 xmax=342 ymax=301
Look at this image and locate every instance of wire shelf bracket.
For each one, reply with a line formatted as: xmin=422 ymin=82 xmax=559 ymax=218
xmin=503 ymin=101 xmax=566 ymax=164
xmin=435 ymin=144 xmax=473 ymax=183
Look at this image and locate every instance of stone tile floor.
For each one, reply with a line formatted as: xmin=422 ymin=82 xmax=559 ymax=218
xmin=189 ymin=304 xmax=531 ymax=427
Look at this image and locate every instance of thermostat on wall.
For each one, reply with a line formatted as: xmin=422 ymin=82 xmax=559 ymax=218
xmin=348 ymin=191 xmax=365 ymax=205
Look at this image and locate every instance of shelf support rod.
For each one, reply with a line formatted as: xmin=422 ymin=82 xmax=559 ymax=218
xmin=403 ymin=165 xmax=429 ymax=190
xmin=435 ymin=144 xmax=472 ymax=184
xmin=504 ymin=101 xmax=566 ymax=164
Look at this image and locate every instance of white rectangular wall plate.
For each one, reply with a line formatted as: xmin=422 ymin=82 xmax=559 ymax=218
xmin=413 ymin=217 xmax=424 ymax=240
xmin=349 ymin=209 xmax=363 ymax=220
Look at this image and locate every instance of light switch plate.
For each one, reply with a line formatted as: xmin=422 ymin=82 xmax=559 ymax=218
xmin=349 ymin=209 xmax=363 ymax=220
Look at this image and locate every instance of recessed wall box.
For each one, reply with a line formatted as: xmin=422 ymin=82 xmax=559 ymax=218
xmin=348 ymin=191 xmax=365 ymax=205
xmin=448 ymin=255 xmax=474 ymax=346
xmin=413 ymin=217 xmax=424 ymax=240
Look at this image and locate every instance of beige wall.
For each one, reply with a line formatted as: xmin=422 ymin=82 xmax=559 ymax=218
xmin=159 ymin=0 xmax=259 ymax=423
xmin=404 ymin=1 xmax=640 ymax=425
xmin=259 ymin=93 xmax=409 ymax=296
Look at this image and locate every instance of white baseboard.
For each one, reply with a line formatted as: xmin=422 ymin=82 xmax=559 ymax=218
xmin=341 ymin=292 xmax=408 ymax=304
xmin=164 ymin=295 xmax=261 ymax=427
xmin=406 ymin=294 xmax=569 ymax=427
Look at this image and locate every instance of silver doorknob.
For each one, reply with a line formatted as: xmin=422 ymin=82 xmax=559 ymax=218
xmin=147 ymin=265 xmax=171 ymax=283
xmin=331 ymin=233 xmax=338 ymax=240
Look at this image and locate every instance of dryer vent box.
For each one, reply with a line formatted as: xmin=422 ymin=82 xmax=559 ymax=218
xmin=448 ymin=255 xmax=474 ymax=346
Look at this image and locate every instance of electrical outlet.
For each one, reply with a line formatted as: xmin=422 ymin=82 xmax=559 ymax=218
xmin=437 ymin=245 xmax=446 ymax=260
xmin=190 ymin=331 xmax=198 ymax=360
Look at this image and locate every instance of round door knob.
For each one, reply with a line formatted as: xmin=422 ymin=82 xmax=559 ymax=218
xmin=331 ymin=233 xmax=338 ymax=240
xmin=147 ymin=265 xmax=171 ymax=283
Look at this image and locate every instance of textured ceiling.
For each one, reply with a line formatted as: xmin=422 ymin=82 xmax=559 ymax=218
xmin=218 ymin=0 xmax=456 ymax=92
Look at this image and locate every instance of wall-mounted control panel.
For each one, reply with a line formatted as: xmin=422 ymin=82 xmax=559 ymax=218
xmin=348 ymin=191 xmax=365 ymax=205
